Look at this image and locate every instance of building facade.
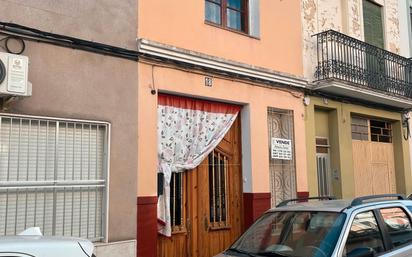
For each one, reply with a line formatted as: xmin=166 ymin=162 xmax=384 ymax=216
xmin=0 ymin=1 xmax=138 ymax=257
xmin=302 ymin=0 xmax=412 ymax=199
xmin=136 ymin=1 xmax=309 ymax=256
xmin=398 ymin=0 xmax=412 ymax=183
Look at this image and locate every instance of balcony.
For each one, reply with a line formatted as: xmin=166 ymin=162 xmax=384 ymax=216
xmin=314 ymin=30 xmax=412 ymax=109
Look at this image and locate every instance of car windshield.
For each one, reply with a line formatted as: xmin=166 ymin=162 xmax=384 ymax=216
xmin=228 ymin=211 xmax=346 ymax=257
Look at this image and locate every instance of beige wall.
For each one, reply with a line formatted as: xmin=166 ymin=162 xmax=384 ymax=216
xmin=1 ymin=0 xmax=137 ymax=49
xmin=301 ymin=0 xmax=401 ymax=79
xmin=0 ymin=0 xmax=138 ymax=242
xmin=315 ymin=109 xmax=330 ymax=138
xmin=305 ymin=96 xmax=412 ymax=198
xmin=137 ymin=61 xmax=308 ymax=197
xmin=138 ymin=0 xmax=303 ymax=76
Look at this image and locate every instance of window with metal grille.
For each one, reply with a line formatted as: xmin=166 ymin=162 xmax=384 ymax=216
xmin=0 ymin=114 xmax=109 ymax=242
xmin=316 ymin=138 xmax=331 ymax=197
xmin=170 ymin=172 xmax=185 ymax=233
xmin=208 ymin=150 xmax=228 ymax=228
xmin=351 ymin=116 xmax=392 ymax=143
xmin=370 ymin=119 xmax=392 ymax=143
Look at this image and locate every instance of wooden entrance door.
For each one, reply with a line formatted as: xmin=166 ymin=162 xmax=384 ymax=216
xmin=158 ymin=117 xmax=243 ymax=257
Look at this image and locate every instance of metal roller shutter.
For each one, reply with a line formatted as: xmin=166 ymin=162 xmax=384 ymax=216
xmin=0 ymin=115 xmax=109 ymax=242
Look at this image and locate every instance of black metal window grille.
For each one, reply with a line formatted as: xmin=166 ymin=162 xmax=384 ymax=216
xmin=170 ymin=172 xmax=185 ymax=232
xmin=370 ymin=119 xmax=392 ymax=143
xmin=208 ymin=150 xmax=229 ymax=228
xmin=315 ymin=30 xmax=412 ymax=99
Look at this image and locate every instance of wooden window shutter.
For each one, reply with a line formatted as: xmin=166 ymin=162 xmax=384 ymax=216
xmin=363 ymin=0 xmax=384 ymax=49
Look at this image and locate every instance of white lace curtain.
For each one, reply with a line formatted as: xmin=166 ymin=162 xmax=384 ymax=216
xmin=157 ymin=94 xmax=240 ymax=236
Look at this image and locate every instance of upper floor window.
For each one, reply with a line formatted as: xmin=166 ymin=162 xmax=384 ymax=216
xmin=205 ymin=0 xmax=249 ymax=33
xmin=362 ymin=0 xmax=384 ymax=48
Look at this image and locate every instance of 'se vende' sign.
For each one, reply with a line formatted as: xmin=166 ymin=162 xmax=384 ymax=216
xmin=271 ymin=138 xmax=292 ymax=160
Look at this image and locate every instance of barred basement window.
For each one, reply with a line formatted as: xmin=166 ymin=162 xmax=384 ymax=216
xmin=170 ymin=172 xmax=185 ymax=233
xmin=0 ymin=114 xmax=109 ymax=242
xmin=208 ymin=150 xmax=229 ymax=228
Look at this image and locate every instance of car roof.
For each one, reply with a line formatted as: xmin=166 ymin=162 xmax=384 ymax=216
xmin=271 ymin=199 xmax=352 ymax=212
xmin=0 ymin=235 xmax=93 ymax=256
xmin=268 ymin=199 xmax=412 ymax=213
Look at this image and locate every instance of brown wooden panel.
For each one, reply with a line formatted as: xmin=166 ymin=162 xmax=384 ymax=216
xmin=195 ymin=117 xmax=243 ymax=257
xmin=157 ymin=233 xmax=188 ymax=257
xmin=352 ymin=141 xmax=396 ymax=197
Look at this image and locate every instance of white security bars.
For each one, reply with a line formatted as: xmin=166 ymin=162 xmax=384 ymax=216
xmin=0 ymin=115 xmax=109 ymax=242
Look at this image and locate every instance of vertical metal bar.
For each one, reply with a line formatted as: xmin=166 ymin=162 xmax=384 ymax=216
xmin=4 ymin=118 xmax=10 ymax=235
xmin=24 ymin=120 xmax=31 ymax=229
xmin=71 ymin=123 xmax=75 ymax=237
xmin=15 ymin=119 xmax=22 ymax=235
xmin=63 ymin=122 xmax=67 ymax=236
xmin=0 ymin=117 xmax=3 ymax=235
xmin=179 ymin=173 xmax=183 ymax=226
xmin=224 ymin=155 xmax=228 ymax=224
xmin=172 ymin=173 xmax=176 ymax=227
xmin=43 ymin=121 xmax=49 ymax=234
xmin=94 ymin=125 xmax=98 ymax=238
xmin=79 ymin=123 xmax=83 ymax=237
xmin=316 ymin=34 xmax=320 ymax=78
xmin=87 ymin=125 xmax=91 ymax=238
xmin=212 ymin=151 xmax=216 ymax=225
xmin=52 ymin=122 xmax=59 ymax=236
xmin=217 ymin=152 xmax=222 ymax=223
xmin=34 ymin=120 xmax=40 ymax=227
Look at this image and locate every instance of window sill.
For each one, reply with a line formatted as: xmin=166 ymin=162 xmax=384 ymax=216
xmin=204 ymin=21 xmax=260 ymax=40
xmin=208 ymin=224 xmax=232 ymax=231
xmin=171 ymin=227 xmax=187 ymax=235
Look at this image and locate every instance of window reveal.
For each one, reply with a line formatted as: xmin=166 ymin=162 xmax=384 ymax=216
xmin=170 ymin=172 xmax=185 ymax=233
xmin=205 ymin=0 xmax=248 ymax=33
xmin=208 ymin=150 xmax=229 ymax=228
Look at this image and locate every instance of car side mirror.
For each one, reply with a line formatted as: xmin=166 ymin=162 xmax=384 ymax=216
xmin=347 ymin=247 xmax=375 ymax=257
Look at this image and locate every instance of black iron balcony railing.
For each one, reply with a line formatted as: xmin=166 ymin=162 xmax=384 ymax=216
xmin=315 ymin=30 xmax=412 ymax=99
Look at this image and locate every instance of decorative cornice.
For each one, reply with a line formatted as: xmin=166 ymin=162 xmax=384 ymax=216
xmin=137 ymin=39 xmax=307 ymax=89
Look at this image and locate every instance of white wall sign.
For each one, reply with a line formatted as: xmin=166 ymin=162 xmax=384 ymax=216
xmin=271 ymin=138 xmax=292 ymax=160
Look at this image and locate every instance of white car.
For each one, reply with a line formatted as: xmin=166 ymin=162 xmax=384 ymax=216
xmin=0 ymin=227 xmax=95 ymax=257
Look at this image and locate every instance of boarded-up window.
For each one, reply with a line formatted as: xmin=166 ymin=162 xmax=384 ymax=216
xmin=0 ymin=115 xmax=108 ymax=241
xmin=363 ymin=0 xmax=384 ymax=49
xmin=351 ymin=116 xmax=369 ymax=141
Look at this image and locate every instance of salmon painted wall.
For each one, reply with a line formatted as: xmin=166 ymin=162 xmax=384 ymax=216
xmin=137 ymin=62 xmax=308 ymax=197
xmin=138 ymin=0 xmax=303 ymax=76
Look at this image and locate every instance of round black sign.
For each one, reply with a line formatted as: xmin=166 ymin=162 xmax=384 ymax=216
xmin=0 ymin=59 xmax=5 ymax=84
